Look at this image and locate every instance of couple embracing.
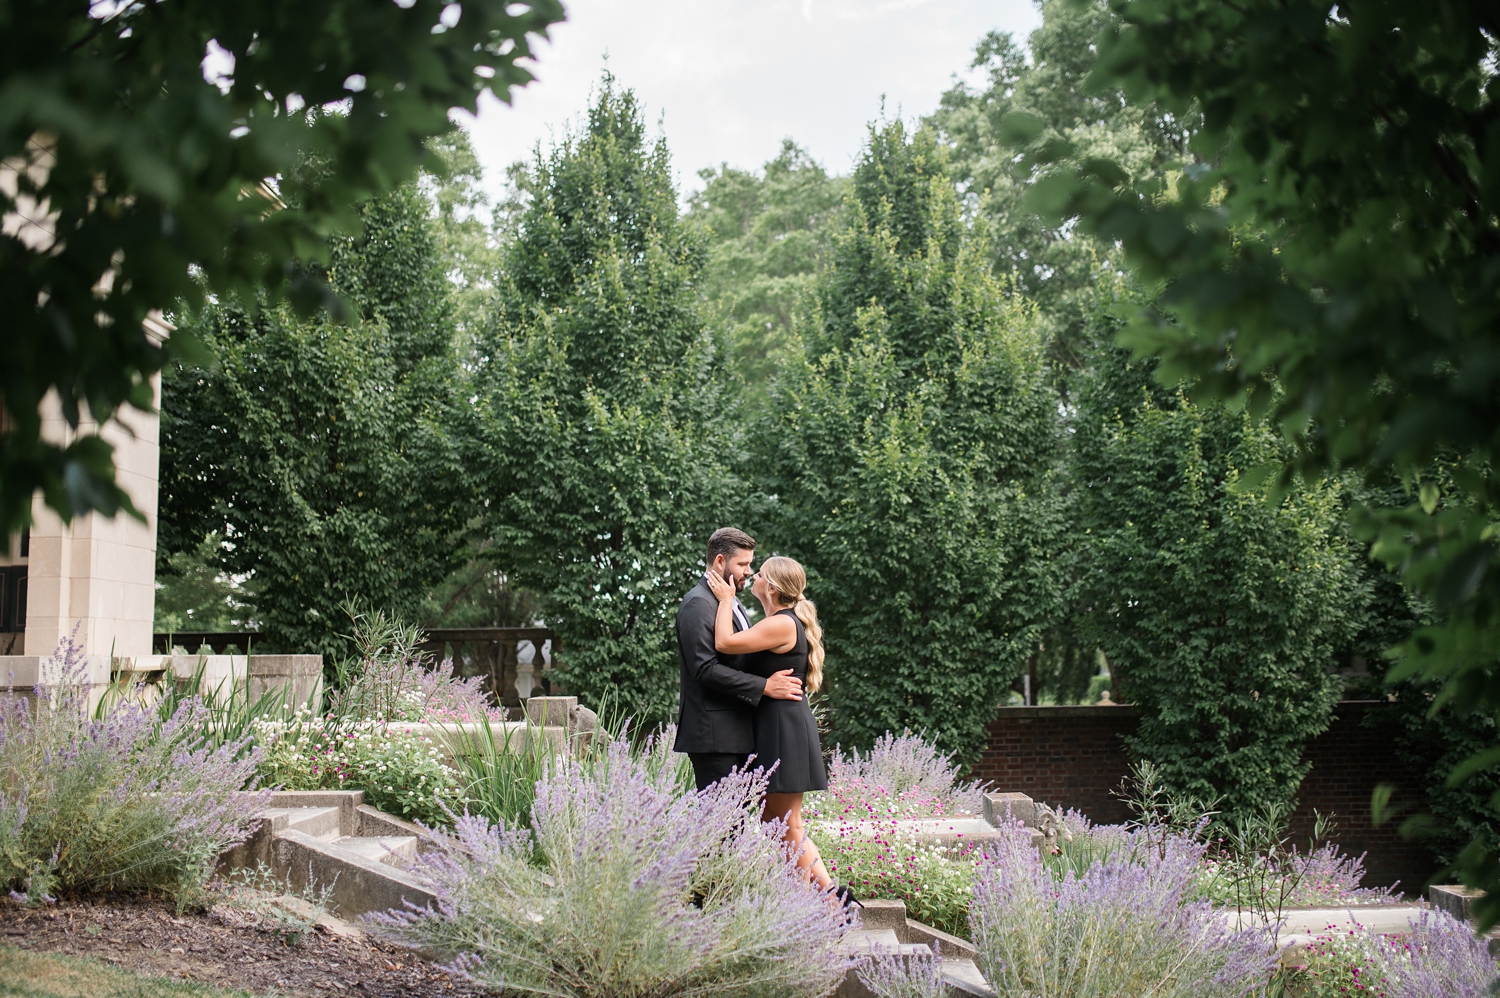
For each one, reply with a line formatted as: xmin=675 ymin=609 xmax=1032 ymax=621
xmin=673 ymin=527 xmax=850 ymax=904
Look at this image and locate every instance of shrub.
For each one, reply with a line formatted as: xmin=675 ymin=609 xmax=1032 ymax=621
xmin=813 ymin=820 xmax=976 ymax=937
xmin=372 ymin=735 xmax=852 ymax=998
xmin=1071 ymin=332 xmax=1362 ymax=819
xmin=254 ymin=711 xmax=465 ymax=827
xmin=1283 ymin=910 xmax=1496 ymax=998
xmin=0 ymin=635 xmax=268 ymax=903
xmin=971 ymin=822 xmax=1275 ymax=998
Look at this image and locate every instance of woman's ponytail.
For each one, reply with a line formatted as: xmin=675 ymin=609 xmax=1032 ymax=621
xmin=793 ymin=595 xmax=825 ymax=694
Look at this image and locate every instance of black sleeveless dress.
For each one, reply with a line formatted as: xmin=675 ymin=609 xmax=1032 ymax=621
xmin=741 ymin=609 xmax=828 ymax=794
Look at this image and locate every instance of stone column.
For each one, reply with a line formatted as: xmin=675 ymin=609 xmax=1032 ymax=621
xmin=0 ymin=321 xmax=169 ymax=700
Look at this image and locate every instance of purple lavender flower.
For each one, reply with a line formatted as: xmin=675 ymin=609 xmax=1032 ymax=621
xmin=972 ymin=822 xmax=1275 ymax=998
xmin=857 ymin=943 xmax=947 ymax=998
xmin=372 ymin=732 xmax=852 ymax=998
xmin=0 ymin=632 xmax=268 ymax=901
xmin=1378 ymin=909 xmax=1496 ymax=998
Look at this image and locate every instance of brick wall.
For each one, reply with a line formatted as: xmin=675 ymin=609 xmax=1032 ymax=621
xmin=975 ymin=701 xmax=1434 ymax=891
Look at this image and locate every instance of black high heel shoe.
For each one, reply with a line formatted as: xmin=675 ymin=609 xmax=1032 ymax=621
xmin=832 ymin=884 xmax=861 ymax=913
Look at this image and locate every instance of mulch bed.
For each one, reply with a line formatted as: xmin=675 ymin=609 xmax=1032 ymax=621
xmin=0 ymin=894 xmax=486 ymax=997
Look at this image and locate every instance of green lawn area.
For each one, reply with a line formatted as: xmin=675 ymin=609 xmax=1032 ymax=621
xmin=0 ymin=947 xmax=261 ymax=998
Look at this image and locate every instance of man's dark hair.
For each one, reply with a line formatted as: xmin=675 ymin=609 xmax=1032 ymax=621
xmin=706 ymin=527 xmax=756 ymax=566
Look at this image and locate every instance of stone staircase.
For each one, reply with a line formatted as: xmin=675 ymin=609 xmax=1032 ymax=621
xmin=839 ymin=898 xmax=994 ymax=998
xmin=220 ymin=790 xmax=436 ymax=919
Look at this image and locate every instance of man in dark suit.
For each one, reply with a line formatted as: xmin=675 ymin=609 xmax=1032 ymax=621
xmin=674 ymin=526 xmax=803 ymax=790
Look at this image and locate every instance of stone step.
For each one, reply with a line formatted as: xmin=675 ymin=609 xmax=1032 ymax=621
xmin=222 ymin=790 xmax=436 ymax=920
xmin=282 ymin=806 xmax=343 ymax=842
xmin=1219 ymin=904 xmax=1426 ymax=936
xmin=835 ymin=899 xmax=995 ymax=998
xmin=272 ymin=828 xmax=436 ymax=919
xmin=331 ymin=835 xmax=419 ymax=867
xmin=839 ymin=928 xmax=906 ymax=953
xmin=940 ymin=958 xmax=994 ymax=997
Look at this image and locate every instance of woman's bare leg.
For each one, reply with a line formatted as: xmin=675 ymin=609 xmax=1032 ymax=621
xmin=763 ymin=792 xmax=833 ymax=891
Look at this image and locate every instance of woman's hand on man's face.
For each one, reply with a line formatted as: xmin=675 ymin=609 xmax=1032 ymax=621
xmin=705 ymin=568 xmax=734 ymax=601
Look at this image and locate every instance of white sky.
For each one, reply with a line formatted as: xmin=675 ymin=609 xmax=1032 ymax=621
xmin=461 ymin=0 xmax=1043 ymax=202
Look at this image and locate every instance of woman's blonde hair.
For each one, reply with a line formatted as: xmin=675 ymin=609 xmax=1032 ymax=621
xmin=759 ymin=556 xmax=825 ymax=694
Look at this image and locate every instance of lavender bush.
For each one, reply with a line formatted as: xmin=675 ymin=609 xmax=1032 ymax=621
xmin=811 ymin=731 xmax=986 ymax=821
xmin=1284 ymin=910 xmax=1497 ymax=997
xmin=372 ymin=734 xmax=852 ymax=998
xmin=857 ymin=943 xmax=947 ymax=998
xmin=972 ymin=822 xmax=1276 ymax=998
xmin=329 ymin=605 xmax=495 ymax=724
xmin=0 ymin=635 xmax=268 ymax=904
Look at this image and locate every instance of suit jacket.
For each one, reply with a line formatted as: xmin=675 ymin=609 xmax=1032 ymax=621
xmin=672 ymin=578 xmax=763 ymax=753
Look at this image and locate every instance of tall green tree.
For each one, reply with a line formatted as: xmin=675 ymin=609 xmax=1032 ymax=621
xmin=160 ymin=182 xmax=472 ymax=656
xmin=929 ymin=0 xmax=1192 ymax=369
xmin=688 ymin=142 xmax=848 ymax=402
xmin=2 ymin=0 xmax=562 ymax=537
xmin=756 ymin=121 xmax=1059 ymax=763
xmin=476 ymin=77 xmax=737 ymax=720
xmin=1017 ymin=0 xmax=1500 ymax=922
xmin=1071 ymin=297 xmax=1365 ymax=816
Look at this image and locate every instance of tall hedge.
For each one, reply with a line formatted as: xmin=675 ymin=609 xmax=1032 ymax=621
xmin=475 ymin=77 xmax=737 ymax=720
xmin=1071 ymin=306 xmax=1366 ymax=816
xmin=755 ymin=120 xmax=1060 ymax=764
xmin=160 ymin=182 xmax=473 ymax=656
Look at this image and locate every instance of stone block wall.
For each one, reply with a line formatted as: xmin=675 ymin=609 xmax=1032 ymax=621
xmin=974 ymin=701 xmax=1434 ymax=891
xmin=9 ymin=386 xmax=161 ymax=660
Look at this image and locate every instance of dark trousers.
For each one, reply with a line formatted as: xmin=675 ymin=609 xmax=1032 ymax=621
xmin=688 ymin=752 xmax=751 ymax=791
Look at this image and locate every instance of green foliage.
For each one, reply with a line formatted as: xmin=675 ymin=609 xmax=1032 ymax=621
xmin=755 ymin=120 xmax=1060 ymax=764
xmin=1071 ymin=311 xmax=1364 ymax=816
xmin=161 ymin=182 xmax=474 ymax=656
xmin=256 ymin=716 xmax=466 ymax=828
xmin=1 ymin=0 xmax=564 ymax=538
xmin=929 ymin=0 xmax=1192 ymax=369
xmin=154 ymin=532 xmax=260 ymax=634
xmin=688 ymin=141 xmax=848 ymax=403
xmin=425 ymin=130 xmax=506 ymax=347
xmin=1017 ymin=0 xmax=1500 ymax=925
xmin=475 ymin=75 xmax=738 ymax=720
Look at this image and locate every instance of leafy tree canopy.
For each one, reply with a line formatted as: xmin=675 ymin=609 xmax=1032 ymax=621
xmin=757 ymin=120 xmax=1060 ymax=763
xmin=2 ymin=0 xmax=562 ymax=538
xmin=161 ymin=181 xmax=473 ymax=657
xmin=1017 ymin=0 xmax=1500 ymax=920
xmin=929 ymin=0 xmax=1194 ymax=371
xmin=476 ymin=75 xmax=738 ymax=720
xmin=688 ymin=142 xmax=848 ymax=403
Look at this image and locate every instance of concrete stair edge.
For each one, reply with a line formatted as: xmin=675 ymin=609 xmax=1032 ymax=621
xmin=837 ymin=897 xmax=993 ymax=998
xmin=272 ymin=828 xmax=436 ymax=919
xmin=221 ymin=790 xmax=440 ymax=921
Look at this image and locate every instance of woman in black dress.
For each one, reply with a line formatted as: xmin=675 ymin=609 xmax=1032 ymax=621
xmin=704 ymin=556 xmax=833 ymax=890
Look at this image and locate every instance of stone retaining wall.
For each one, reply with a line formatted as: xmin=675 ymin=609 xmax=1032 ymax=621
xmin=973 ymin=700 xmax=1434 ymax=891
